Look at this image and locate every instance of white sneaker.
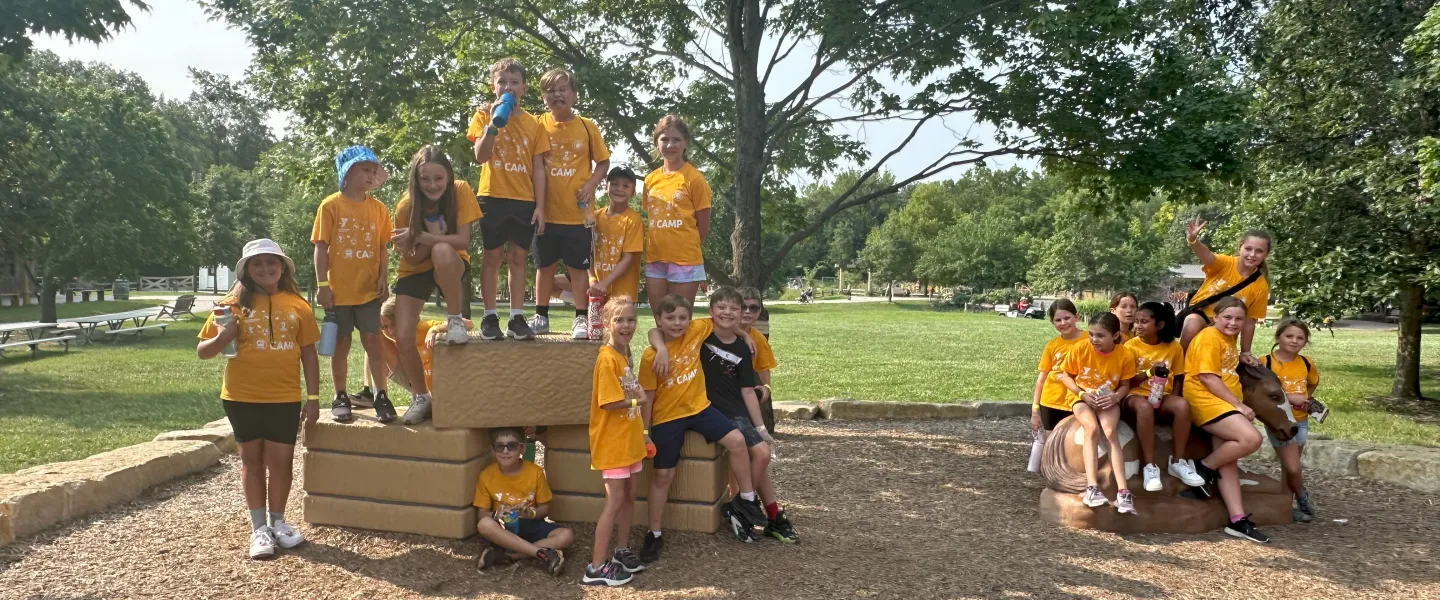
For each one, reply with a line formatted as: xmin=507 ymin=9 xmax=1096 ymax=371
xmin=249 ymin=528 xmax=277 ymax=560
xmin=1169 ymin=458 xmax=1205 ymax=487
xmin=402 ymin=395 xmax=432 ymax=425
xmin=444 ymin=315 xmax=469 ymax=344
xmin=572 ymin=315 xmax=589 ymax=340
xmin=1143 ymin=463 xmax=1163 ymax=492
xmin=528 ymin=314 xmax=550 ymax=334
xmin=1081 ymin=485 xmax=1108 ymax=508
xmin=271 ymin=521 xmax=304 ymax=549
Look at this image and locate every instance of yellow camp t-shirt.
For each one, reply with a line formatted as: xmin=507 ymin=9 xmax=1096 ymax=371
xmin=199 ymin=292 xmax=321 ymax=403
xmin=392 ymin=181 xmax=483 ymax=278
xmin=638 ymin=318 xmax=715 ymax=425
xmin=1061 ymin=342 xmax=1137 ymax=406
xmin=1267 ymin=353 xmax=1319 ymax=422
xmin=311 ymin=192 xmax=391 ymax=306
xmin=590 ymin=205 xmax=644 ymax=301
xmin=473 ymin=460 xmax=552 ymax=514
xmin=589 ymin=345 xmax=647 ymax=470
xmin=539 ymin=113 xmax=611 ymax=225
xmin=1184 ymin=326 xmax=1243 ymax=425
xmin=1191 ymin=254 xmax=1270 ymax=320
xmin=1125 ymin=337 xmax=1186 ymax=398
xmin=466 ymin=106 xmax=552 ymax=201
xmin=1037 ymin=335 xmax=1089 ymax=410
xmin=751 ymin=326 xmax=777 ymax=372
xmin=642 ymin=163 xmax=712 ymax=265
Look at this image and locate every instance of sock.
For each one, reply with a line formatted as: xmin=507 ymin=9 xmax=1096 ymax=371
xmin=510 ymin=308 xmax=523 ymax=318
xmin=1230 ymin=513 xmax=1246 ymax=524
xmin=485 ymin=309 xmax=497 ymax=318
xmin=575 ymin=308 xmax=587 ymax=318
xmin=740 ymin=491 xmax=757 ymax=502
xmin=249 ymin=509 xmax=267 ymax=531
xmin=269 ymin=511 xmax=284 ymax=526
xmin=536 ymin=305 xmax=550 ymax=317
xmin=359 ymin=385 xmax=371 ymax=396
xmin=650 ymin=530 xmax=662 ymax=538
xmin=765 ymin=502 xmax=780 ymax=520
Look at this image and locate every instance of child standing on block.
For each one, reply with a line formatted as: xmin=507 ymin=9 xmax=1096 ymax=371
xmin=583 ymin=297 xmax=648 ymax=586
xmin=467 ymin=58 xmax=552 ymax=341
xmin=530 ymin=68 xmax=611 ymax=339
xmin=589 ymin=166 xmax=645 ymax=303
xmin=642 ymin=115 xmax=711 ymax=307
xmin=197 ymin=239 xmax=320 ymax=560
xmin=474 ymin=427 xmax=573 ymax=575
xmin=313 ymin=145 xmax=396 ymax=423
xmin=1266 ymin=318 xmax=1320 ymax=522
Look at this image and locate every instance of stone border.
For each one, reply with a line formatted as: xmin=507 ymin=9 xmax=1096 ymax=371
xmin=0 ymin=420 xmax=238 ymax=547
xmin=775 ymin=398 xmax=1030 ymax=421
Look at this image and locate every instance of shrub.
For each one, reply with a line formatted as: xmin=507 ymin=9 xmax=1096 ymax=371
xmin=1074 ymin=299 xmax=1110 ymax=320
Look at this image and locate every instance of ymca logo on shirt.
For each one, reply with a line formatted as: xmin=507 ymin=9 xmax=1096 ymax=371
xmin=334 ymin=213 xmax=377 ymax=260
xmin=648 ymin=190 xmax=687 ymax=229
xmin=493 ymin=130 xmax=530 ymax=174
xmin=238 ymin=306 xmax=300 ymax=351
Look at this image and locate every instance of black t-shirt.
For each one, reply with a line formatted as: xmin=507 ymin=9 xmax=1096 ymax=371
xmin=700 ymin=331 xmax=759 ymax=420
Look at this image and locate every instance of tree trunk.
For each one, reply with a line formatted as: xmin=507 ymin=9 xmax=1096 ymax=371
xmin=1392 ymin=281 xmax=1425 ymax=400
xmin=40 ymin=279 xmax=60 ymax=323
xmin=726 ymin=0 xmax=767 ymax=289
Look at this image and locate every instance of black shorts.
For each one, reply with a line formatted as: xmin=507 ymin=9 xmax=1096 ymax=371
xmin=223 ymin=400 xmax=301 ymax=444
xmin=393 ymin=259 xmax=471 ymax=301
xmin=532 ymin=224 xmax=591 ymax=270
xmin=1200 ymin=410 xmax=1242 ymax=427
xmin=331 ymin=299 xmax=380 ymax=337
xmin=650 ymin=405 xmax=736 ymax=469
xmin=730 ymin=415 xmax=766 ymax=448
xmin=1039 ymin=406 xmax=1072 ymax=431
xmin=478 ymin=197 xmax=536 ymax=251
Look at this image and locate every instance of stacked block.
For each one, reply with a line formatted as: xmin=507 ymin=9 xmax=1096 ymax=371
xmin=303 ymin=413 xmax=490 ymax=539
xmin=542 ymin=425 xmax=729 ymax=533
xmin=430 ymin=334 xmax=597 ymax=428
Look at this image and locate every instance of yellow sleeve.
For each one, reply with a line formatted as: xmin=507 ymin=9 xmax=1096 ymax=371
xmin=586 ymin=117 xmax=611 ymax=162
xmin=309 ymin=200 xmax=333 ymax=244
xmin=1193 ymin=336 xmax=1225 ymax=377
xmin=1118 ymin=347 xmax=1137 ymax=380
xmin=455 ymin=181 xmax=483 ymax=225
xmin=393 ymin=195 xmax=411 ymax=230
xmin=1248 ymin=279 xmax=1270 ymax=320
xmin=594 ymin=352 xmax=626 ymax=406
xmin=1306 ymin=357 xmax=1319 ymax=388
xmin=198 ymin=297 xmax=237 ymax=339
xmin=534 ymin=464 xmax=553 ymax=505
xmin=622 ymin=215 xmax=644 ymax=253
xmin=638 ymin=348 xmax=658 ymax=391
xmin=1060 ymin=345 xmax=1082 ymax=377
xmin=466 ymin=109 xmax=490 ymax=142
xmin=1202 ymin=254 xmax=1234 ymax=278
xmin=530 ymin=120 xmax=552 ymax=158
xmin=296 ymin=298 xmax=321 ymax=346
xmin=752 ymin=331 xmax=777 ymax=372
xmin=690 ymin=171 xmax=712 ymax=211
xmin=472 ymin=471 xmax=491 ymax=510
xmin=690 ymin=317 xmax=715 ymax=338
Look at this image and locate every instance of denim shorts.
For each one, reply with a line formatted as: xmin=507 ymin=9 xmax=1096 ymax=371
xmin=1267 ymin=419 xmax=1309 ymax=448
xmin=644 ymin=261 xmax=706 ymax=283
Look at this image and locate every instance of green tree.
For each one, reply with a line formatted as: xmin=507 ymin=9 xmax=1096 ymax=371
xmin=162 ymin=69 xmax=275 ymax=173
xmin=2 ymin=0 xmax=148 ymax=69
xmin=1027 ymin=192 xmax=1175 ymax=294
xmin=203 ymin=0 xmax=1253 ymax=288
xmin=192 ymin=165 xmax=273 ymax=280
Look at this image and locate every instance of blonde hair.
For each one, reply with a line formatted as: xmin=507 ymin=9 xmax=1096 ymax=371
xmin=539 ymin=68 xmax=575 ymax=93
xmin=652 ymin=114 xmax=692 ymax=162
xmin=489 ymin=58 xmax=527 ymax=81
xmin=602 ymin=296 xmax=637 ymax=358
xmin=380 ymin=296 xmax=398 ymax=321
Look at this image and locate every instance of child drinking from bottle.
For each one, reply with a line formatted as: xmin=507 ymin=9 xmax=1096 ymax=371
xmin=197 ymin=239 xmax=320 ymax=560
xmin=1265 ymin=318 xmax=1320 ymax=522
xmin=1124 ymin=301 xmax=1204 ymax=491
xmin=1057 ymin=313 xmax=1137 ymax=514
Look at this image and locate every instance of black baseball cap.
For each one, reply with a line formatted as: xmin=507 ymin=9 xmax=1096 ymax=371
xmin=606 ymin=165 xmax=638 ymax=184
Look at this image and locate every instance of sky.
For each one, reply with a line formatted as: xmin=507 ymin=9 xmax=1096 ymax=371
xmin=34 ymin=0 xmax=1029 ymax=186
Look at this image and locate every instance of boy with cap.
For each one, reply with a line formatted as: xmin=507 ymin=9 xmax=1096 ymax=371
xmin=312 ymin=145 xmax=396 ymax=423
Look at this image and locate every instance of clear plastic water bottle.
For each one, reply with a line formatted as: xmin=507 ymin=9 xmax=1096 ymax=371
xmin=1147 ymin=364 xmax=1170 ymax=408
xmin=768 ymin=433 xmax=781 ymax=460
xmin=580 ymin=195 xmax=596 ymax=228
xmin=318 ymin=310 xmax=339 ymax=356
xmin=620 ymin=367 xmax=643 ymax=419
xmin=491 ymin=92 xmax=516 ymax=128
xmin=212 ymin=306 xmax=238 ymax=358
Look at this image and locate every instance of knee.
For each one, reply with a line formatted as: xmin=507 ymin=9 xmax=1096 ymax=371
xmin=551 ymin=527 xmax=575 ymax=547
xmin=720 ymin=431 xmax=745 ymax=451
xmin=1240 ymin=429 xmax=1263 ymax=453
xmin=477 ymin=517 xmax=501 ymax=536
xmin=240 ymin=450 xmax=265 ymax=470
xmin=652 ymin=469 xmax=676 ymax=487
xmin=749 ymin=445 xmax=770 ymax=469
xmin=431 ymin=242 xmax=458 ymax=262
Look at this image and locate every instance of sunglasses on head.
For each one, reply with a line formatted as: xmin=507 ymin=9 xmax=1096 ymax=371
xmin=492 ymin=441 xmax=524 ymax=453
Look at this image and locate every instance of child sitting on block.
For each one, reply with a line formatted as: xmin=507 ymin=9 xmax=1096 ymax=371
xmin=376 ymin=297 xmax=472 ymax=421
xmin=474 ymin=427 xmax=572 ymax=575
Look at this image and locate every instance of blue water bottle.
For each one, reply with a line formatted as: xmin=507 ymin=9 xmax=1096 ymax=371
xmin=492 ymin=92 xmax=516 ymax=128
xmin=318 ymin=310 xmax=339 ymax=356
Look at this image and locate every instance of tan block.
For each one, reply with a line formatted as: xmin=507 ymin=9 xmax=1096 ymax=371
xmin=304 ymin=413 xmax=486 ymax=462
xmin=544 ymin=448 xmax=726 ymax=503
xmin=304 ymin=494 xmax=476 ymax=539
xmin=154 ymin=428 xmax=237 ymax=454
xmin=773 ymin=401 xmax=819 ymax=420
xmin=544 ymin=425 xmax=722 ymax=459
xmin=431 ymin=336 xmax=597 ymax=428
xmin=303 ymin=450 xmax=490 ymax=507
xmin=1358 ymin=447 xmax=1440 ymax=493
xmin=548 ymin=492 xmax=722 ymax=533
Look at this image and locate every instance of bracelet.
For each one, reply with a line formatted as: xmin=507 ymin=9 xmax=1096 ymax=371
xmin=317 ymin=281 xmax=329 ymax=288
xmin=629 ymin=399 xmax=637 ymax=409
xmin=1186 ymin=236 xmax=1198 ymax=244
xmin=642 ymin=429 xmax=649 ymax=435
xmin=306 ymin=395 xmax=319 ymax=401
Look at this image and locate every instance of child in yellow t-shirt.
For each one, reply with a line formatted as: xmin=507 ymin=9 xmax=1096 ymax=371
xmin=1265 ymin=318 xmax=1321 ymax=522
xmin=1058 ymin=312 xmax=1137 ymax=514
xmin=1179 ymin=217 xmax=1273 ymax=359
xmin=1030 ymin=299 xmax=1088 ymax=432
xmin=737 ymin=287 xmax=777 ymax=415
xmin=1182 ymin=296 xmax=1270 ymax=543
xmin=530 ymin=68 xmax=612 ymax=340
xmin=197 ymin=239 xmax=320 ymax=561
xmin=1123 ymin=301 xmax=1204 ymax=491
xmin=312 ymin=145 xmax=394 ymax=423
xmin=642 ymin=115 xmax=712 ymax=307
xmin=1109 ymin=292 xmax=1138 ymax=342
xmin=582 ymin=297 xmax=648 ymax=586
xmin=466 ymin=58 xmax=553 ymax=341
xmin=375 ymin=297 xmax=472 ymax=421
xmin=588 ymin=166 xmax=645 ymax=303
xmin=474 ymin=427 xmax=573 ymax=575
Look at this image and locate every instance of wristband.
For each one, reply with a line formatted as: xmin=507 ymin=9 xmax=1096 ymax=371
xmin=317 ymin=281 xmax=329 ymax=288
xmin=1186 ymin=236 xmax=1198 ymax=244
xmin=630 ymin=399 xmax=637 ymax=409
xmin=306 ymin=395 xmax=319 ymax=401
xmin=642 ymin=429 xmax=649 ymax=435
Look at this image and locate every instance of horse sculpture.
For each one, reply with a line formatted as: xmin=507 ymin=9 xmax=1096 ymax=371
xmin=1038 ymin=364 xmax=1299 ymax=533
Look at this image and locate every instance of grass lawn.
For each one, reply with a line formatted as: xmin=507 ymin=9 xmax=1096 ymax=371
xmin=0 ymin=299 xmax=163 ymax=324
xmin=1 ymin=302 xmax=1437 ymax=473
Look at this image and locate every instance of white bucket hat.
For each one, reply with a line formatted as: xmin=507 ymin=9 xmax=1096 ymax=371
xmin=234 ymin=239 xmax=297 ymax=279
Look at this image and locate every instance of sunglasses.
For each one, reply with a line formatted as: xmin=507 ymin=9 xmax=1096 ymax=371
xmin=492 ymin=441 xmax=524 ymax=453
xmin=742 ymin=304 xmax=762 ymax=313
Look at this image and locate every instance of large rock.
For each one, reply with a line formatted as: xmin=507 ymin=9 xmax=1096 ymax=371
xmin=154 ymin=426 xmax=237 ymax=455
xmin=772 ymin=401 xmax=819 ymax=420
xmin=0 ymin=441 xmax=222 ymax=546
xmin=1358 ymin=447 xmax=1440 ymax=494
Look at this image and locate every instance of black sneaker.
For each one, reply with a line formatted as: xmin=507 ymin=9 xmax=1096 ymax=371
xmin=723 ymin=504 xmax=757 ymax=543
xmin=476 ymin=542 xmax=511 ymax=570
xmin=764 ymin=510 xmax=799 ymax=544
xmin=351 ymin=387 xmax=375 ymax=408
xmin=1294 ymin=490 xmax=1315 ymax=522
xmin=506 ymin=315 xmax=535 ymax=340
xmin=581 ymin=560 xmax=633 ymax=586
xmin=1193 ymin=460 xmax=1221 ymax=487
xmin=535 ymin=547 xmax=564 ymax=576
xmin=1224 ymin=516 xmax=1271 ymax=544
xmin=372 ymin=390 xmax=397 ymax=424
xmin=730 ymin=495 xmax=767 ymax=527
xmin=639 ymin=531 xmax=663 ymax=563
xmin=479 ymin=314 xmax=503 ymax=341
xmin=331 ymin=392 xmax=353 ymax=422
xmin=612 ymin=547 xmax=645 ymax=573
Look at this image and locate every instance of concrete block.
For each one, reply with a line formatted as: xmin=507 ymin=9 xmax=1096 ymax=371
xmin=821 ymin=400 xmax=891 ymax=420
xmin=304 ymin=494 xmax=476 ymax=539
xmin=773 ymin=401 xmax=818 ymax=420
xmin=975 ymin=401 xmax=1030 ymax=418
xmin=303 ymin=450 xmax=489 ymax=507
xmin=1358 ymin=446 xmax=1440 ymax=493
xmin=544 ymin=424 xmax=721 ymax=459
xmin=544 ymin=448 xmax=726 ymax=503
xmin=548 ymin=492 xmax=722 ymax=533
xmin=154 ymin=427 xmax=237 ymax=455
xmin=304 ymin=413 xmax=486 ymax=462
xmin=431 ymin=336 xmax=596 ymax=428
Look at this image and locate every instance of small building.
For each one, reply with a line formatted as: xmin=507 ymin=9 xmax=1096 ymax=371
xmin=0 ymin=253 xmax=34 ymax=306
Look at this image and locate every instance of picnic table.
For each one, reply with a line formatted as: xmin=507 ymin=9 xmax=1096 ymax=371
xmin=59 ymin=308 xmax=166 ymax=344
xmin=0 ymin=321 xmax=78 ymax=356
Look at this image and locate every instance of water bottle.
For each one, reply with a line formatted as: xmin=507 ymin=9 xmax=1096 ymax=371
xmin=318 ymin=310 xmax=339 ymax=356
xmin=620 ymin=367 xmax=643 ymax=419
xmin=491 ymin=92 xmax=517 ymax=128
xmin=1027 ymin=429 xmax=1046 ymax=472
xmin=768 ymin=432 xmax=781 ymax=460
xmin=580 ymin=194 xmax=596 ymax=228
xmin=587 ymin=290 xmax=605 ymax=340
xmin=1147 ymin=364 xmax=1170 ymax=408
xmin=212 ymin=306 xmax=238 ymax=358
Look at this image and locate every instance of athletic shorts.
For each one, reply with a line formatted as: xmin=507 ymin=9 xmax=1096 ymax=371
xmin=601 ymin=460 xmax=644 ymax=480
xmin=393 ymin=259 xmax=470 ymax=301
xmin=532 ymin=224 xmax=591 ymax=270
xmin=1199 ymin=410 xmax=1242 ymax=427
xmin=478 ymin=197 xmax=536 ymax=251
xmin=223 ymin=400 xmax=301 ymax=444
xmin=1038 ymin=406 xmax=1072 ymax=431
xmin=644 ymin=261 xmax=706 ymax=284
xmin=511 ymin=518 xmax=559 ymax=543
xmin=1268 ymin=419 xmax=1308 ymax=448
xmin=331 ymin=299 xmax=380 ymax=337
xmin=650 ymin=405 xmax=736 ymax=469
xmin=730 ymin=415 xmax=766 ymax=448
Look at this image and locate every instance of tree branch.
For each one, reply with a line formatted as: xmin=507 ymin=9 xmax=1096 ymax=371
xmin=621 ymin=42 xmax=735 ymax=86
xmin=761 ymin=19 xmax=801 ymax=88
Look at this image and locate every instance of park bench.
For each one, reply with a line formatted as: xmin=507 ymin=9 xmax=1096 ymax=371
xmin=0 ymin=335 xmax=78 ymax=357
xmin=100 ymin=322 xmax=169 ymax=342
xmin=0 ymin=322 xmax=78 ymax=358
xmin=66 ymin=281 xmax=106 ymax=302
xmin=156 ymin=294 xmax=198 ymax=320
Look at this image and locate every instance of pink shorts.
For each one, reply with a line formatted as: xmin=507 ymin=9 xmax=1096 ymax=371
xmin=601 ymin=460 xmax=644 ymax=479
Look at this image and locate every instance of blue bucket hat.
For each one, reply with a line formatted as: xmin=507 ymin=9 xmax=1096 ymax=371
xmin=335 ymin=145 xmax=381 ymax=190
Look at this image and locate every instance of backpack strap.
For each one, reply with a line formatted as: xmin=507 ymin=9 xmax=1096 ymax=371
xmin=1265 ymin=355 xmax=1272 ymax=370
xmin=1185 ymin=265 xmax=1264 ymax=314
xmin=1302 ymin=355 xmax=1312 ymax=374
